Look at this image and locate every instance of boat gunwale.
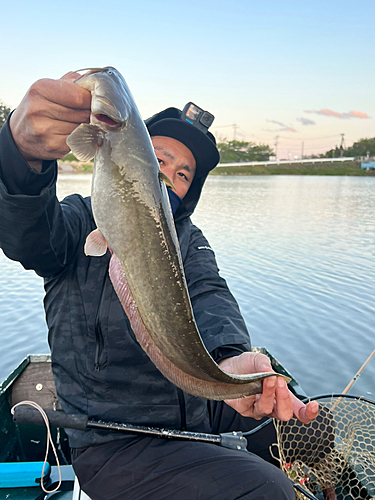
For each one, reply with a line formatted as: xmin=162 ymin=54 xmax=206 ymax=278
xmin=0 ymin=354 xmax=51 ymax=395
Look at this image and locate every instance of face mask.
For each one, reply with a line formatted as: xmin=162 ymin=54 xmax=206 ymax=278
xmin=167 ymin=188 xmax=182 ymax=215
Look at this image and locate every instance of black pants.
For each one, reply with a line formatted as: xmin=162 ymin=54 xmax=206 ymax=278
xmin=71 ymin=402 xmax=295 ymax=500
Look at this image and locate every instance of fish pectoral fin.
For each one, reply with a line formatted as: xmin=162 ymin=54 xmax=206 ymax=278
xmin=66 ymin=124 xmax=103 ymax=162
xmin=159 ymin=171 xmax=176 ymax=192
xmin=84 ymin=228 xmax=108 ymax=257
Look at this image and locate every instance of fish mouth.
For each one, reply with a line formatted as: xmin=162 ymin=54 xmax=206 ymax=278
xmin=73 ymin=68 xmax=129 ymax=129
xmin=93 ymin=113 xmax=123 ymax=129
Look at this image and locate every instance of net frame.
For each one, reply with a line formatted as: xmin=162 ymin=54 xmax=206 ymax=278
xmin=273 ymin=394 xmax=375 ymax=500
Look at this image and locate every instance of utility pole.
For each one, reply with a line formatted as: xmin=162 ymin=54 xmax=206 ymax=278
xmin=301 ymin=141 xmax=304 ymax=159
xmin=232 ymin=124 xmax=239 ymax=141
xmin=274 ymin=136 xmax=279 ymax=160
xmin=339 ymin=133 xmax=345 ymax=158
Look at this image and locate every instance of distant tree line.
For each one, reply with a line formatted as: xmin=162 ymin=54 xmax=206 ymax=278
xmin=0 ymin=101 xmax=11 ymax=129
xmin=217 ymin=139 xmax=274 ymax=162
xmin=218 ymin=137 xmax=375 ymax=162
xmin=323 ymin=137 xmax=375 ymax=159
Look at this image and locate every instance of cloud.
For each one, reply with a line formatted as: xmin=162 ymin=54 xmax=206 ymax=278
xmin=304 ymin=109 xmax=371 ymax=119
xmin=297 ymin=117 xmax=315 ymax=126
xmin=266 ymin=120 xmax=297 ymax=133
xmin=348 ymin=110 xmax=370 ymax=119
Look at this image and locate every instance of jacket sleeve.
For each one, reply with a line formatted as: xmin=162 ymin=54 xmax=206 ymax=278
xmin=0 ymin=119 xmax=92 ymax=278
xmin=183 ymin=222 xmax=251 ymax=359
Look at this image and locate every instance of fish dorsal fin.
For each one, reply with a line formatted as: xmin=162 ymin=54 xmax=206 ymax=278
xmin=67 ymin=124 xmax=103 ymax=162
xmin=84 ymin=228 xmax=108 ymax=257
xmin=159 ymin=171 xmax=176 ymax=191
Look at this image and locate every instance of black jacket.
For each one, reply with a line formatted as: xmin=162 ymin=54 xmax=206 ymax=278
xmin=0 ymin=120 xmax=251 ymax=448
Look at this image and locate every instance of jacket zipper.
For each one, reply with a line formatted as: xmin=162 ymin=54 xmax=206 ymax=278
xmin=94 ymin=273 xmax=107 ymax=372
xmin=94 ymin=322 xmax=104 ymax=372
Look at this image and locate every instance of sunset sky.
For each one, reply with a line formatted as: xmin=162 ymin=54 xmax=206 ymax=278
xmin=1 ymin=0 xmax=374 ymax=159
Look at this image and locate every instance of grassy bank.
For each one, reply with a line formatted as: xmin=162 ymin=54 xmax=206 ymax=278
xmin=210 ymin=161 xmax=372 ymax=176
xmin=59 ymin=160 xmax=374 ymax=177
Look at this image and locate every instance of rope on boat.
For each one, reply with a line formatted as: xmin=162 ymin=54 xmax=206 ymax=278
xmin=11 ymin=400 xmax=62 ymax=494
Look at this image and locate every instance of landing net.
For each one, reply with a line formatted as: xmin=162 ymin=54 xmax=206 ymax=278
xmin=274 ymin=394 xmax=375 ymax=500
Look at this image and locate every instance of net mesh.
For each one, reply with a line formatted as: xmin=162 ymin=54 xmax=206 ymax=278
xmin=273 ymin=396 xmax=375 ymax=500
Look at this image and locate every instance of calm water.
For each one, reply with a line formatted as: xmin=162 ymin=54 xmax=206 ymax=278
xmin=1 ymin=175 xmax=374 ymax=398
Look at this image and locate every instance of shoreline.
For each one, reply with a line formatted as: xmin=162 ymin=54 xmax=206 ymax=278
xmin=58 ymin=160 xmax=375 ymax=177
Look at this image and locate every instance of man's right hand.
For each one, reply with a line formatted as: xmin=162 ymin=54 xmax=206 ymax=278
xmin=219 ymin=352 xmax=319 ymax=423
xmin=9 ymin=72 xmax=92 ymax=172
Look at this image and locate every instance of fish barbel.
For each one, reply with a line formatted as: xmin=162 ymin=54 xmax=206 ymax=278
xmin=67 ymin=67 xmax=289 ymax=399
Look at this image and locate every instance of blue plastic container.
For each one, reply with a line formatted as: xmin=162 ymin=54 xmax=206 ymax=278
xmin=0 ymin=462 xmax=51 ymax=488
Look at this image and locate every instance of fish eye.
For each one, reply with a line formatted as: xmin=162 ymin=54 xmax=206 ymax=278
xmin=107 ymin=70 xmax=113 ymax=75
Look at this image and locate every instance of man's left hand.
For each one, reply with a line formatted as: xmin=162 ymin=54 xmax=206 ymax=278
xmin=219 ymin=352 xmax=319 ymax=423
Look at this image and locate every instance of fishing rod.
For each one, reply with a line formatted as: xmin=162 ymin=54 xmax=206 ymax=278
xmin=12 ymin=405 xmax=246 ymax=450
xmin=342 ymin=349 xmax=375 ymax=394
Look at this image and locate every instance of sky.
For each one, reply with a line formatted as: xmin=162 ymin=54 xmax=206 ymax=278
xmin=1 ymin=0 xmax=374 ymax=159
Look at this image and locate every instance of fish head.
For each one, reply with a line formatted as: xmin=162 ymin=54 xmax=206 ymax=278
xmin=74 ymin=67 xmax=131 ymax=131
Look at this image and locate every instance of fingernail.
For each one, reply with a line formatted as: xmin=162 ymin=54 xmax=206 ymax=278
xmin=267 ymin=376 xmax=276 ymax=388
xmin=277 ymin=377 xmax=285 ymax=388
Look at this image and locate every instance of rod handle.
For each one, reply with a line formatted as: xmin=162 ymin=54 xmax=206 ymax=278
xmin=13 ymin=406 xmax=88 ymax=431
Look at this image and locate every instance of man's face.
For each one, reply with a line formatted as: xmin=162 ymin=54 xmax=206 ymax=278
xmin=152 ymin=136 xmax=196 ymax=200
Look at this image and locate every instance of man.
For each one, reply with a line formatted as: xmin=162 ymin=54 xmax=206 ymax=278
xmin=0 ymin=72 xmax=318 ymax=500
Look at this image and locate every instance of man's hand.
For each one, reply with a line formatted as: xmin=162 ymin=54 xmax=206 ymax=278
xmin=219 ymin=352 xmax=319 ymax=423
xmin=9 ymin=72 xmax=91 ymax=172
